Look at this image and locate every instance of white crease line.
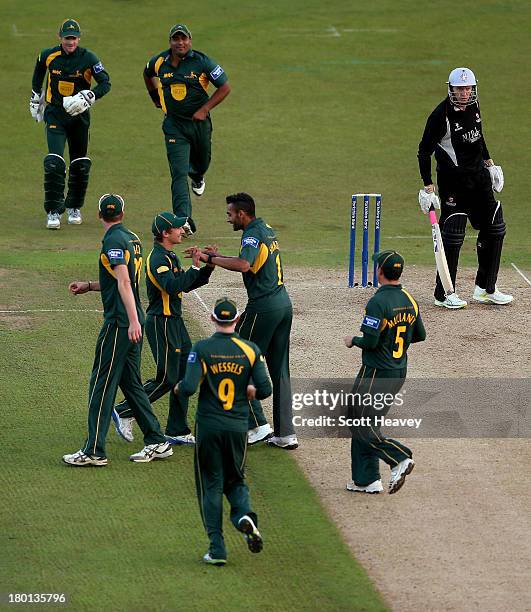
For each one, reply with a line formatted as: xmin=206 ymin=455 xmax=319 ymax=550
xmin=328 ymin=26 xmax=341 ymax=37
xmin=0 ymin=308 xmax=103 ymax=314
xmin=192 ymin=290 xmax=211 ymax=312
xmin=511 ymin=263 xmax=531 ymax=287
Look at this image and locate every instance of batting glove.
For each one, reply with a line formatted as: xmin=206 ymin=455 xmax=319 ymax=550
xmin=418 ymin=188 xmax=440 ymax=214
xmin=487 ymin=165 xmax=504 ymax=193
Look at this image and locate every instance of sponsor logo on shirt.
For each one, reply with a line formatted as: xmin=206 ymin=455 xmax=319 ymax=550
xmin=446 ymin=197 xmax=456 ymax=207
xmin=185 ymin=71 xmax=197 ymax=79
xmin=69 ymin=70 xmax=82 ymax=77
xmin=475 ymin=113 xmax=481 ymax=123
xmin=93 ymin=62 xmax=105 ymax=74
xmin=163 ymin=72 xmax=174 ymax=78
xmin=107 ymin=248 xmax=124 ymax=259
xmin=362 ymin=315 xmax=380 ymax=329
xmin=188 ymin=352 xmax=197 ymax=363
xmin=242 ymin=237 xmax=259 ymax=248
xmin=462 ymin=127 xmax=481 ymax=143
xmin=454 ymin=122 xmax=462 ymax=131
xmin=210 ymin=65 xmax=224 ymax=80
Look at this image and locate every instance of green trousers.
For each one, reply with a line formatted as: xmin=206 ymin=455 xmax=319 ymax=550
xmin=349 ymin=365 xmax=412 ymax=486
xmin=162 ymin=114 xmax=212 ymax=217
xmin=236 ymin=305 xmax=294 ymax=436
xmin=43 ymin=105 xmax=91 ymax=214
xmin=45 ymin=104 xmax=90 ymax=160
xmin=83 ymin=323 xmax=166 ymax=458
xmin=115 ymin=315 xmax=192 ymax=436
xmin=194 ymin=423 xmax=256 ymax=560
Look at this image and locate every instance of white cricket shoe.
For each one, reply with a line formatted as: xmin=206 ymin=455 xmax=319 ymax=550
xmin=165 ymin=433 xmax=195 ymax=445
xmin=248 ymin=423 xmax=273 ymax=445
xmin=112 ymin=409 xmax=134 ymax=442
xmin=67 ymin=208 xmax=82 ymax=224
xmin=388 ymin=458 xmax=415 ymax=494
xmin=46 ymin=212 xmax=61 ymax=229
xmin=472 ymin=285 xmax=513 ymax=305
xmin=129 ymin=441 xmax=173 ymax=463
xmin=346 ymin=479 xmax=383 ymax=494
xmin=63 ymin=449 xmax=108 ymax=467
xmin=434 ymin=292 xmax=467 ymax=309
xmin=191 ymin=178 xmax=206 ymax=196
xmin=238 ymin=515 xmax=263 ymax=553
xmin=265 ymin=434 xmax=299 ymax=450
xmin=202 ymin=552 xmax=226 ymax=566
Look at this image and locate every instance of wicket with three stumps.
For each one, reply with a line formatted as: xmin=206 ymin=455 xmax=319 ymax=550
xmin=348 ymin=193 xmax=382 ymax=288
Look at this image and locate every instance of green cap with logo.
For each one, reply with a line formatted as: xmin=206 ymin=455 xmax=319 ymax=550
xmin=59 ymin=18 xmax=81 ymax=37
xmin=372 ymin=250 xmax=404 ymax=280
xmin=152 ymin=211 xmax=194 ymax=236
xmin=212 ymin=297 xmax=239 ymax=323
xmin=98 ymin=194 xmax=124 ymax=218
xmin=169 ymin=24 xmax=192 ymax=39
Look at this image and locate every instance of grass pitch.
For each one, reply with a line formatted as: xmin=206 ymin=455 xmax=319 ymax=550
xmin=2 ymin=0 xmax=530 ymax=609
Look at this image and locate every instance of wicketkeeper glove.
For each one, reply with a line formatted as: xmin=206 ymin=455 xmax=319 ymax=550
xmin=418 ymin=188 xmax=441 ymax=214
xmin=63 ymin=90 xmax=96 ymax=116
xmin=29 ymin=90 xmax=42 ymax=122
xmin=487 ymin=164 xmax=504 ymax=193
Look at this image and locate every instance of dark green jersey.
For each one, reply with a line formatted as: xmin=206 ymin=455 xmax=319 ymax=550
xmin=32 ymin=45 xmax=111 ymax=105
xmin=357 ymin=285 xmax=426 ymax=369
xmin=180 ymin=332 xmax=272 ymax=432
xmin=238 ymin=218 xmax=292 ymax=312
xmin=145 ymin=48 xmax=227 ymax=118
xmin=145 ymin=242 xmax=213 ymax=317
xmin=99 ymin=224 xmax=145 ymax=328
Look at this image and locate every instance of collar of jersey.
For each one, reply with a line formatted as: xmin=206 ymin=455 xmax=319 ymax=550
xmin=102 ymin=222 xmax=124 ymax=239
xmin=378 ymin=283 xmax=402 ymax=291
xmin=165 ymin=49 xmax=194 ymax=61
xmin=243 ymin=217 xmax=262 ymax=231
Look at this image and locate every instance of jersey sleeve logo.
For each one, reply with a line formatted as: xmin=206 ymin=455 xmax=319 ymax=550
xmin=210 ymin=65 xmax=224 ymax=80
xmin=362 ymin=315 xmax=380 ymax=329
xmin=107 ymin=248 xmax=124 ymax=259
xmin=93 ymin=62 xmax=104 ymax=74
xmin=187 ymin=352 xmax=197 ymax=363
xmin=242 ymin=236 xmax=259 ymax=248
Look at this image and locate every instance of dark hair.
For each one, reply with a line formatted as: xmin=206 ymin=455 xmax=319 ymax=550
xmin=382 ymin=267 xmax=403 ymax=281
xmin=100 ymin=211 xmax=123 ymax=223
xmin=226 ymin=192 xmax=255 ymax=217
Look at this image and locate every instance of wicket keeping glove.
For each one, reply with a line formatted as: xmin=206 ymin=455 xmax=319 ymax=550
xmin=63 ymin=90 xmax=96 ymax=116
xmin=418 ymin=188 xmax=440 ymax=214
xmin=29 ymin=90 xmax=42 ymax=121
xmin=487 ymin=165 xmax=504 ymax=193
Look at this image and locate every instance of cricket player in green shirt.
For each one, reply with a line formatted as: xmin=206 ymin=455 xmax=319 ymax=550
xmin=175 ymin=298 xmax=272 ymax=565
xmin=63 ymin=194 xmax=172 ymax=466
xmin=30 ymin=19 xmax=111 ymax=230
xmin=112 ymin=212 xmax=214 ymax=445
xmin=344 ymin=251 xmax=426 ymax=494
xmin=144 ymin=24 xmax=231 ymax=218
xmin=194 ymin=193 xmax=297 ymax=450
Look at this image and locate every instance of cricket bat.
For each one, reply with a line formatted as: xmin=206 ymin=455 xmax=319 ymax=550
xmin=429 ymin=205 xmax=454 ymax=296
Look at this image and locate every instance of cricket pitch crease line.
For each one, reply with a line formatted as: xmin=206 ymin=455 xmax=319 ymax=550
xmin=0 ymin=308 xmax=104 ymax=314
xmin=192 ymin=290 xmax=211 ymax=313
xmin=511 ymin=263 xmax=531 ymax=287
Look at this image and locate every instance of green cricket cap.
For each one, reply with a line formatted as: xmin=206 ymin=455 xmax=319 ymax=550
xmin=372 ymin=250 xmax=404 ymax=279
xmin=98 ymin=194 xmax=124 ymax=217
xmin=59 ymin=19 xmax=81 ymax=37
xmin=169 ymin=24 xmax=192 ymax=39
xmin=212 ymin=297 xmax=239 ymax=322
xmin=152 ymin=211 xmax=188 ymax=236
